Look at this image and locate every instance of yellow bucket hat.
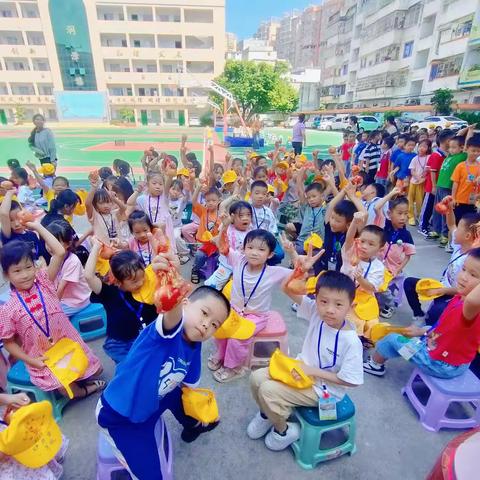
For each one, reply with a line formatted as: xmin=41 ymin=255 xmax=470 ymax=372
xmin=267 ymin=184 xmax=275 ymax=194
xmin=353 ymin=290 xmax=379 ymax=321
xmin=370 ymin=322 xmax=408 ymax=344
xmin=132 ymin=264 xmax=156 ymax=305
xmin=181 ymin=387 xmax=219 ymax=424
xmin=304 ymin=233 xmax=324 ymax=252
xmin=177 ymin=168 xmax=190 ymax=178
xmin=44 ymin=338 xmax=89 ymax=399
xmin=0 ymin=401 xmax=62 ymax=468
xmin=378 ymin=270 xmax=394 ymax=293
xmin=222 ymin=170 xmax=238 ymax=184
xmin=200 ymin=230 xmax=213 ymax=242
xmin=38 ymin=163 xmax=55 ymax=176
xmin=269 ymin=349 xmax=314 ymax=389
xmin=296 ymin=154 xmax=307 ymax=164
xmin=276 ymin=161 xmax=289 ymax=170
xmin=95 ymin=257 xmax=110 ymax=277
xmin=214 ymin=308 xmax=256 ymax=340
xmin=416 ymin=278 xmax=444 ymax=301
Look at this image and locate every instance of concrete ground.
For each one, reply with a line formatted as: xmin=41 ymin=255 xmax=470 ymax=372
xmin=59 ymin=228 xmax=460 ymax=480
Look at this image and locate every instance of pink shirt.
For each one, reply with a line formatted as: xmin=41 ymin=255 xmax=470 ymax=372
xmin=54 ymin=253 xmax=91 ymax=309
xmin=409 ymin=154 xmax=429 ymax=185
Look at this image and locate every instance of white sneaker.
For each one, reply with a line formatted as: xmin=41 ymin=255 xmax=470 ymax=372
xmin=290 ymin=302 xmax=298 ymax=313
xmin=264 ymin=422 xmax=300 ymax=451
xmin=247 ymin=412 xmax=272 ymax=439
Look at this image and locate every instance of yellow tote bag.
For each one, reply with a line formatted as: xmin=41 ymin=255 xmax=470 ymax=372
xmin=181 ymin=387 xmax=219 ymax=424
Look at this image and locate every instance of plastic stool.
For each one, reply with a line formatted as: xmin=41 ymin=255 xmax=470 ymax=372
xmin=97 ymin=417 xmax=173 ymax=480
xmin=292 ymin=395 xmax=356 ymax=470
xmin=390 ymin=275 xmax=405 ymax=307
xmin=402 ymin=368 xmax=480 ymax=432
xmin=71 ymin=303 xmax=107 ymax=342
xmin=200 ymin=254 xmax=218 ymax=280
xmin=247 ymin=311 xmax=288 ymax=368
xmin=7 ymin=360 xmax=69 ymax=422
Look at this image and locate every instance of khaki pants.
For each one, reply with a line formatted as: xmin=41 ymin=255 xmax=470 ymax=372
xmin=347 ymin=309 xmax=379 ymax=339
xmin=250 ymin=368 xmax=318 ymax=431
xmin=408 ymin=182 xmax=425 ymax=222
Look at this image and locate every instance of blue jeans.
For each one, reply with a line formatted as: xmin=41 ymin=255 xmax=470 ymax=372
xmin=376 ymin=333 xmax=469 ymax=379
xmin=103 ymin=337 xmax=136 ymax=364
xmin=192 ymin=250 xmax=208 ymax=272
xmin=432 ymin=187 xmax=451 ymax=237
xmin=343 ymin=160 xmax=351 ymax=178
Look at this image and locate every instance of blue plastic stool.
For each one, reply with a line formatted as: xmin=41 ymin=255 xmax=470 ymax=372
xmin=6 ymin=360 xmax=69 ymax=422
xmin=70 ymin=303 xmax=107 ymax=342
xmin=291 ymin=395 xmax=356 ymax=470
xmin=182 ymin=203 xmax=193 ymax=225
xmin=200 ymin=254 xmax=218 ymax=280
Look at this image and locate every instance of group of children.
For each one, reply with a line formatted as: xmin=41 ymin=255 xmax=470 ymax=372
xmin=0 ymin=126 xmax=479 ymax=479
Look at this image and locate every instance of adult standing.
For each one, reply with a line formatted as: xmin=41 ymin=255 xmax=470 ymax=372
xmin=384 ymin=115 xmax=398 ymax=135
xmin=349 ymin=115 xmax=359 ymax=134
xmin=251 ymin=115 xmax=262 ymax=150
xmin=28 ymin=113 xmax=57 ymax=165
xmin=292 ymin=113 xmax=306 ymax=155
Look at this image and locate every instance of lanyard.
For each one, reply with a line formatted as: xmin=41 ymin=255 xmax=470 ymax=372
xmin=148 ymin=195 xmax=160 ymax=223
xmin=384 ymin=231 xmax=400 ymax=261
xmin=330 ymin=233 xmax=345 ymax=261
xmin=317 ymin=320 xmax=345 ymax=369
xmin=118 ymin=291 xmax=145 ymax=328
xmin=311 ymin=207 xmax=322 ymax=230
xmin=136 ymin=241 xmax=152 ymax=266
xmin=253 ymin=207 xmax=266 ymax=229
xmin=241 ymin=262 xmax=266 ymax=311
xmin=441 ymin=251 xmax=468 ymax=279
xmin=100 ymin=213 xmax=116 ymax=238
xmin=15 ymin=283 xmax=53 ymax=344
xmin=206 ymin=209 xmax=218 ymax=232
xmin=355 ymin=260 xmax=372 ymax=289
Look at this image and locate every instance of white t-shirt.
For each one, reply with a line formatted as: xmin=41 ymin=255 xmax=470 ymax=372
xmin=442 ymin=230 xmax=467 ymax=288
xmin=218 ymin=225 xmax=251 ymax=268
xmin=251 ymin=206 xmax=278 ymax=234
xmin=363 ymin=197 xmax=388 ymax=225
xmin=340 ymin=248 xmax=385 ymax=292
xmin=297 ymin=297 xmax=364 ymax=400
xmin=227 ymin=250 xmax=290 ymax=314
xmin=17 ymin=185 xmax=35 ymax=206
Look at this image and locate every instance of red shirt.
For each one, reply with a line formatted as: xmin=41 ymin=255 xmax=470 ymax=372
xmin=340 ymin=142 xmax=355 ymax=162
xmin=428 ymin=295 xmax=480 ymax=366
xmin=376 ymin=149 xmax=391 ymax=179
xmin=425 ymin=150 xmax=446 ymax=194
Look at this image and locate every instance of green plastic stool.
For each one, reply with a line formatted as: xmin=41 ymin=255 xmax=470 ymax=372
xmin=291 ymin=395 xmax=356 ymax=470
xmin=6 ymin=360 xmax=69 ymax=422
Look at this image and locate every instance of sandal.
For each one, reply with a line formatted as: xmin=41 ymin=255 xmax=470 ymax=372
xmin=179 ymin=255 xmax=190 ymax=265
xmin=191 ymin=270 xmax=200 ymax=284
xmin=213 ymin=366 xmax=248 ymax=383
xmin=207 ymin=355 xmax=223 ymax=371
xmin=81 ymin=380 xmax=107 ymax=398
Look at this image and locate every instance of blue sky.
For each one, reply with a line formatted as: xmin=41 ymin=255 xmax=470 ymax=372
xmin=226 ymin=0 xmax=317 ymax=39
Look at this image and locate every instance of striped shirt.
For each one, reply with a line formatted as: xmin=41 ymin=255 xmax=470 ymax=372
xmin=361 ymin=143 xmax=381 ymax=173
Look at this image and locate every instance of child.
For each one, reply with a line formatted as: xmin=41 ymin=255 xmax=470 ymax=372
xmin=341 ymin=213 xmax=386 ymax=336
xmin=113 ymin=158 xmax=134 ymax=186
xmin=364 ymin=247 xmax=480 ymax=378
xmin=424 ymin=129 xmax=454 ymax=239
xmin=404 ymin=208 xmax=480 ymax=326
xmin=213 ymin=163 xmax=224 ymax=189
xmin=340 ymin=131 xmax=356 ymax=177
xmin=390 ymin=134 xmax=408 ymax=167
xmin=432 ymin=135 xmax=467 ymax=248
xmin=374 ymin=193 xmax=415 ymax=318
xmin=407 ymin=139 xmax=431 ymax=226
xmin=353 ymin=132 xmax=368 ymax=166
xmin=46 ymin=220 xmax=91 ymax=316
xmin=391 ymin=136 xmax=416 ymax=185
xmin=85 ymin=243 xmax=159 ymax=364
xmin=10 ymin=167 xmax=34 ymax=207
xmin=96 ymin=276 xmax=232 ymax=479
xmin=361 ymin=182 xmax=386 ymax=225
xmin=205 ymin=201 xmax=252 ymax=291
xmin=451 ymin=134 xmax=480 ymax=222
xmin=40 ymin=189 xmax=81 ymax=228
xmin=375 ymin=135 xmax=394 ymax=187
xmin=0 ymin=223 xmax=103 ymax=398
xmin=209 ymin=230 xmax=292 ymax=382
xmin=249 ymin=180 xmax=278 ymax=234
xmin=221 ymin=170 xmax=238 ymax=199
xmin=26 ymin=161 xmax=70 ymax=209
xmin=168 ymin=179 xmax=190 ymax=264
xmin=127 ymin=210 xmax=155 ymax=267
xmin=360 ymin=130 xmax=381 ymax=184
xmin=248 ymin=268 xmax=363 ymax=451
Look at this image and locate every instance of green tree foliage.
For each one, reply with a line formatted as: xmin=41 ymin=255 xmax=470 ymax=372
xmin=431 ymin=88 xmax=454 ymax=115
xmin=211 ymin=60 xmax=298 ymax=120
xmin=119 ymin=107 xmax=135 ymax=123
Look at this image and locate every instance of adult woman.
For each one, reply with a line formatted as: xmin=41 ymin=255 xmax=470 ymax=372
xmin=292 ymin=113 xmax=306 ymax=155
xmin=384 ymin=115 xmax=398 ymax=135
xmin=349 ymin=115 xmax=359 ymax=133
xmin=28 ymin=114 xmax=57 ymax=165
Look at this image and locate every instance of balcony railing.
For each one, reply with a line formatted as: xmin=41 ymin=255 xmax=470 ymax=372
xmin=0 ymin=94 xmax=54 ymax=104
xmin=109 ymin=95 xmax=208 ymax=106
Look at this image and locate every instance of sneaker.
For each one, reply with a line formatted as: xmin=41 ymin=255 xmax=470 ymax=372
xmin=380 ymin=306 xmax=394 ymax=319
xmin=426 ymin=231 xmax=439 ymax=240
xmin=439 ymin=236 xmax=448 ymax=246
xmin=247 ymin=412 xmax=272 ymax=440
xmin=444 ymin=243 xmax=454 ymax=253
xmin=181 ymin=420 xmax=220 ymax=443
xmin=408 ymin=219 xmax=416 ymax=226
xmin=412 ymin=316 xmax=426 ymax=327
xmin=363 ymin=356 xmax=386 ymax=376
xmin=418 ymin=228 xmax=430 ymax=237
xmin=264 ymin=423 xmax=300 ymax=451
xmin=290 ymin=302 xmax=298 ymax=313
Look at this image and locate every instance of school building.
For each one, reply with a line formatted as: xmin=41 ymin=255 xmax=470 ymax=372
xmin=0 ymin=0 xmax=226 ymax=125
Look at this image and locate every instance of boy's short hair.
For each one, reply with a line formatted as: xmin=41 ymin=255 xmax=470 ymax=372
xmin=232 ymin=157 xmax=243 ymax=166
xmin=389 ymin=196 xmax=409 ymax=211
xmin=404 ymin=136 xmax=416 ymax=145
xmin=382 ymin=136 xmax=395 ymax=149
xmin=397 ymin=133 xmax=408 ymax=142
xmin=229 ymin=200 xmax=253 ymax=215
xmin=7 ymin=158 xmax=20 ymax=169
xmin=189 ymin=285 xmax=231 ymax=319
xmin=205 ymin=187 xmax=221 ymax=198
xmin=320 ymin=159 xmax=335 ymax=169
xmin=367 ymin=130 xmax=380 ymax=141
xmin=466 ymin=133 xmax=480 ymax=148
xmin=366 ymin=182 xmax=385 ymax=198
xmin=243 ymin=229 xmax=277 ymax=253
xmin=251 ymin=180 xmax=268 ymax=191
xmin=362 ymin=224 xmax=386 ymax=247
xmin=437 ymin=129 xmax=454 ymax=144
xmin=333 ymin=200 xmax=357 ymax=222
xmin=305 ymin=182 xmax=325 ymax=194
xmin=450 ymin=135 xmax=465 ymax=147
xmin=460 ymin=212 xmax=480 ymax=229
xmin=315 ymin=270 xmax=356 ymax=303
xmin=110 ymin=251 xmax=145 ymax=282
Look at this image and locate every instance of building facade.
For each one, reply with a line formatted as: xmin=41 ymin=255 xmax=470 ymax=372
xmin=253 ymin=19 xmax=279 ymax=49
xmin=0 ymin=0 xmax=225 ymax=125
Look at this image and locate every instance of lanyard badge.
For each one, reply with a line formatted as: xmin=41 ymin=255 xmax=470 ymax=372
xmin=318 ymin=384 xmax=337 ymax=421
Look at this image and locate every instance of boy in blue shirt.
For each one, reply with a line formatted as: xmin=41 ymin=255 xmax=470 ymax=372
xmin=391 ymin=137 xmax=416 ymax=183
xmin=96 ymin=252 xmax=244 ymax=479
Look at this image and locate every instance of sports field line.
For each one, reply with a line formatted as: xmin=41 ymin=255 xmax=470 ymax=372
xmin=84 ymin=141 xmax=204 ymax=152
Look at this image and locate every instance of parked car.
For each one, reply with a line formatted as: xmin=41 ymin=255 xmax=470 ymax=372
xmin=319 ymin=115 xmax=349 ymax=130
xmin=305 ymin=116 xmax=321 ymax=129
xmin=411 ymin=116 xmax=468 ymax=131
xmin=357 ymin=115 xmax=382 ymax=132
xmin=262 ymin=118 xmax=274 ymax=127
xmin=189 ymin=115 xmax=201 ymax=127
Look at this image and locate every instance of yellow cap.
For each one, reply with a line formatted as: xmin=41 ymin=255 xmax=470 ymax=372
xmin=222 ymin=170 xmax=238 ymax=184
xmin=416 ymin=278 xmax=444 ymax=301
xmin=222 ymin=279 xmax=232 ymax=301
xmin=214 ymin=308 xmax=256 ymax=340
xmin=276 ymin=161 xmax=289 ymax=170
xmin=304 ymin=233 xmax=324 ymax=252
xmin=181 ymin=387 xmax=219 ymax=424
xmin=378 ymin=270 xmax=394 ymax=293
xmin=132 ymin=264 xmax=156 ymax=305
xmin=0 ymin=401 xmax=62 ymax=468
xmin=95 ymin=257 xmax=110 ymax=277
xmin=273 ymin=178 xmax=288 ymax=193
xmin=200 ymin=230 xmax=213 ymax=242
xmin=353 ymin=290 xmax=380 ymax=321
xmin=296 ymin=154 xmax=307 ymax=164
xmin=267 ymin=184 xmax=275 ymax=194
xmin=269 ymin=349 xmax=314 ymax=389
xmin=38 ymin=163 xmax=55 ymax=176
xmin=370 ymin=322 xmax=409 ymax=343
xmin=44 ymin=338 xmax=89 ymax=399
xmin=177 ymin=168 xmax=190 ymax=178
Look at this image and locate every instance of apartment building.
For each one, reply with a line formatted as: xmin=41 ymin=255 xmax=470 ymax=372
xmin=0 ymin=0 xmax=225 ymax=125
xmin=254 ymin=19 xmax=279 ymax=49
xmin=319 ymin=0 xmax=480 ymax=109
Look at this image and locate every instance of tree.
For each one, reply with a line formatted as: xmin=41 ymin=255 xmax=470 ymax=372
xmin=14 ymin=105 xmax=26 ymax=125
xmin=431 ymin=88 xmax=454 ymax=115
xmin=119 ymin=107 xmax=135 ymax=123
xmin=211 ymin=60 xmax=299 ymax=120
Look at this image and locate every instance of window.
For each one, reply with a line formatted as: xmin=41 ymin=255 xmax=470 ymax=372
xmin=146 ymin=64 xmax=156 ymax=73
xmin=403 ymin=41 xmax=413 ymax=58
xmin=133 ymin=40 xmax=141 ymax=48
xmin=131 ymin=14 xmax=138 ymax=21
xmin=38 ymin=85 xmax=53 ymax=95
xmin=138 ymin=87 xmax=145 ymax=96
xmin=34 ymin=61 xmax=49 ymax=71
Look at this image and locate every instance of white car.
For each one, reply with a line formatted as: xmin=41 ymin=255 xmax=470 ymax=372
xmin=412 ymin=116 xmax=468 ymax=131
xmin=319 ymin=116 xmax=348 ymax=130
xmin=189 ymin=116 xmax=201 ymax=127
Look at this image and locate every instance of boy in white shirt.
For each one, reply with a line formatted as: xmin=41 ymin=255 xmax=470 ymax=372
xmin=248 ymin=253 xmax=364 ymax=451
